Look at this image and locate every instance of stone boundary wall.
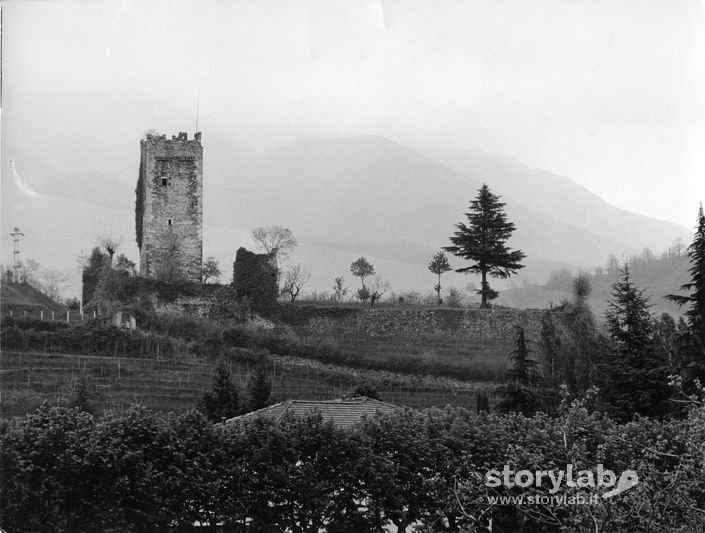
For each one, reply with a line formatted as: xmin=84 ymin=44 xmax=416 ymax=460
xmin=305 ymin=308 xmax=558 ymax=343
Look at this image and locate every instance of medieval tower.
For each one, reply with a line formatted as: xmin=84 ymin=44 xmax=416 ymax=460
xmin=135 ymin=131 xmax=203 ymax=281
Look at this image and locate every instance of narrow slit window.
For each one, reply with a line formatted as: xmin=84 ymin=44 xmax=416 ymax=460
xmin=167 ymin=218 xmax=172 ymax=226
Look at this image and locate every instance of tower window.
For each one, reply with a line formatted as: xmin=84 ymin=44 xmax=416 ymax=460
xmin=167 ymin=218 xmax=172 ymax=226
xmin=161 ymin=177 xmax=168 ymax=186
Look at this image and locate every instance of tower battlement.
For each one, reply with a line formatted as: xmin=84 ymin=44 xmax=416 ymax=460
xmin=135 ymin=131 xmax=203 ymax=281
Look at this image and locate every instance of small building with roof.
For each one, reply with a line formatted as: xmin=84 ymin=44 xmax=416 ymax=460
xmin=224 ymin=396 xmax=399 ymax=430
xmin=0 ymin=282 xmax=66 ymax=318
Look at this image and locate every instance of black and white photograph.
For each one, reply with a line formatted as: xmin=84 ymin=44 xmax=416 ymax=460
xmin=1 ymin=1 xmax=704 ymax=531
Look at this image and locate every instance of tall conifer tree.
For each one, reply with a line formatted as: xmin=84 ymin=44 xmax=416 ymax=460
xmin=199 ymin=358 xmax=240 ymax=422
xmin=603 ymin=267 xmax=670 ymax=421
xmin=444 ymin=184 xmax=525 ymax=308
xmin=496 ymin=326 xmax=539 ymax=415
xmin=666 ymin=205 xmax=705 ymax=394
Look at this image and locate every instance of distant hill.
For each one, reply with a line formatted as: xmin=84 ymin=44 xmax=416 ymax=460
xmin=497 ymin=253 xmax=691 ymax=319
xmin=414 ymin=143 xmax=691 ymax=252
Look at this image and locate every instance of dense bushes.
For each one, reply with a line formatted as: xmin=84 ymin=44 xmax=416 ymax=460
xmin=2 ymin=401 xmax=704 ymax=532
xmin=2 ymin=316 xmax=70 ymax=332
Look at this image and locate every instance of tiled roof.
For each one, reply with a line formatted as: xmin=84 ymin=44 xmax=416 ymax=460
xmin=1 ymin=283 xmax=66 ymax=313
xmin=225 ymin=396 xmax=399 ymax=429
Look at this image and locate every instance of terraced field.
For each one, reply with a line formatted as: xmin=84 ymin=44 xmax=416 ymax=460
xmin=0 ymin=351 xmax=491 ymax=418
xmin=312 ymin=334 xmax=508 ymax=381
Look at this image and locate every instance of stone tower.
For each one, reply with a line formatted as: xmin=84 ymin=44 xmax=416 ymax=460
xmin=135 ymin=131 xmax=203 ymax=281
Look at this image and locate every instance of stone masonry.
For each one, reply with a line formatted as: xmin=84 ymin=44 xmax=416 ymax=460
xmin=136 ymin=132 xmax=203 ymax=281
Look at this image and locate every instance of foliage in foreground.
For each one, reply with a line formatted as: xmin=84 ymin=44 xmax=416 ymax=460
xmin=1 ymin=401 xmax=704 ymax=532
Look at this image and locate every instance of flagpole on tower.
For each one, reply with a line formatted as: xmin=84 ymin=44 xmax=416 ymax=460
xmin=195 ymin=90 xmax=200 ymax=133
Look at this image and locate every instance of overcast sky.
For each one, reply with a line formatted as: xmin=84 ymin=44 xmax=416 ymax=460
xmin=3 ymin=0 xmax=705 ymax=228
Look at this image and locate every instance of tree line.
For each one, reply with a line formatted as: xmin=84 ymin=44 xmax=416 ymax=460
xmin=495 ymin=204 xmax=705 ymax=424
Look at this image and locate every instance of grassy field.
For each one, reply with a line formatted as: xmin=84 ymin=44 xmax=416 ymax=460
xmin=314 ymin=334 xmax=508 ymax=381
xmin=0 ymin=351 xmax=494 ymax=418
xmin=279 ymin=306 xmax=516 ymax=382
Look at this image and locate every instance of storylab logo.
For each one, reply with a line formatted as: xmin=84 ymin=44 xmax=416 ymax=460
xmin=485 ymin=464 xmax=639 ymax=502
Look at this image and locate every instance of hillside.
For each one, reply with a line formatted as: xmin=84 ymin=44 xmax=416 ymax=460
xmin=0 ymin=306 xmax=542 ymax=417
xmin=498 ymin=253 xmax=691 ymax=318
xmin=416 ymin=143 xmax=690 ymax=251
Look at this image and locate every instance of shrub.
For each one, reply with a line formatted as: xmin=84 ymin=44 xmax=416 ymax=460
xmin=445 ymin=287 xmax=465 ymax=308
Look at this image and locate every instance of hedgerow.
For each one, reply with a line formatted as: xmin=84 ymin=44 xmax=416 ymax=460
xmin=1 ymin=402 xmax=703 ymax=532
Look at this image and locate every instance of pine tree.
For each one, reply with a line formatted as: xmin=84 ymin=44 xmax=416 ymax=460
xmin=603 ymin=267 xmax=671 ymax=421
xmin=666 ymin=205 xmax=705 ymax=394
xmin=199 ymin=358 xmax=240 ymax=422
xmin=506 ymin=326 xmax=537 ymax=384
xmin=246 ymin=363 xmax=272 ymax=411
xmin=476 ymin=391 xmax=490 ymax=414
xmin=69 ymin=376 xmax=95 ymax=415
xmin=496 ymin=326 xmax=539 ymax=415
xmin=444 ymin=184 xmax=525 ymax=308
xmin=561 ymin=275 xmax=608 ymax=394
xmin=539 ymin=311 xmax=561 ymax=381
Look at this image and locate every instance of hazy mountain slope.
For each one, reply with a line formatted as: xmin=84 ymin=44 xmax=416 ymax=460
xmin=498 ymin=254 xmax=691 ymax=318
xmin=415 ymin=143 xmax=692 ymax=253
xmin=4 ymin=89 xmax=256 ymax=183
xmin=3 ymin=145 xmax=133 ymax=211
xmin=207 ymin=135 xmax=641 ymax=267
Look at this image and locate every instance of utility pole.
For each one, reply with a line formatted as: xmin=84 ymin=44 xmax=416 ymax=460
xmin=10 ymin=227 xmax=24 ymax=283
xmin=78 ymin=249 xmax=86 ymax=318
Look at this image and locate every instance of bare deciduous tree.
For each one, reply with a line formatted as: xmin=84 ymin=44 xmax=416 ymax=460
xmin=16 ymin=259 xmax=41 ymax=286
xmin=98 ymin=234 xmax=123 ymax=266
xmin=446 ymin=287 xmax=465 ymax=308
xmin=368 ymin=276 xmax=390 ymax=307
xmin=280 ymin=264 xmax=311 ymax=303
xmin=201 ymin=256 xmax=222 ymax=283
xmin=332 ymin=276 xmax=349 ymax=303
xmin=669 ymin=237 xmax=686 ymax=257
xmin=40 ymin=269 xmax=71 ymax=303
xmin=251 ymin=226 xmax=297 ymax=261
